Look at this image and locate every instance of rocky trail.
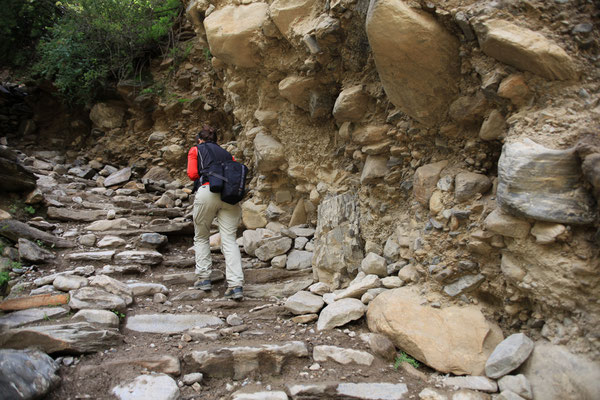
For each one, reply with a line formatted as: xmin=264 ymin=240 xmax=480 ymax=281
xmin=0 ymin=149 xmax=449 ymax=400
xmin=1 ymin=147 xmax=566 ymax=400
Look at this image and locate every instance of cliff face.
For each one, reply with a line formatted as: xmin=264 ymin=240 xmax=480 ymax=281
xmin=9 ymin=0 xmax=599 ymax=358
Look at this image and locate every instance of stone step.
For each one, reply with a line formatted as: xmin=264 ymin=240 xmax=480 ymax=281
xmin=183 ymin=341 xmax=309 ymax=380
xmin=286 ymin=382 xmax=409 ymax=400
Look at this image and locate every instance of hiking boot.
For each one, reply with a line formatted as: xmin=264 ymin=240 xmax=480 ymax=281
xmin=224 ymin=286 xmax=243 ymax=300
xmin=193 ymin=279 xmax=212 ymax=291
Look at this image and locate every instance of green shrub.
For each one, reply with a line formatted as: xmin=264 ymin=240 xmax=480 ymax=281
xmin=0 ymin=271 xmax=10 ymax=287
xmin=0 ymin=0 xmax=61 ymax=67
xmin=394 ymin=352 xmax=420 ymax=369
xmin=33 ymin=0 xmax=182 ymax=104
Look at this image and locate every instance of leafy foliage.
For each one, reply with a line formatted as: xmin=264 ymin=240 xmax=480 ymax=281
xmin=0 ymin=0 xmax=61 ymax=67
xmin=0 ymin=271 xmax=10 ymax=287
xmin=33 ymin=0 xmax=182 ymax=104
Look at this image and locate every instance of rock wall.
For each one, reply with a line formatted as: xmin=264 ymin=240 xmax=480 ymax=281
xmin=14 ymin=0 xmax=600 ymax=359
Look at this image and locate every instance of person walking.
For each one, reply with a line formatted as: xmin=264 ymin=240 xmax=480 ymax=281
xmin=187 ymin=125 xmax=244 ymax=300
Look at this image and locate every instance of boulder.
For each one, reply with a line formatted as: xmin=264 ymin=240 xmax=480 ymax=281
xmin=286 ymin=250 xmax=313 ymax=270
xmin=360 ymin=253 xmax=387 ymax=277
xmin=104 ymin=167 xmax=131 ymax=187
xmin=112 ymin=374 xmax=180 ymax=400
xmin=53 ymin=275 xmax=89 ymax=291
xmin=520 ymin=341 xmax=600 ymax=399
xmin=71 ymin=309 xmax=120 ymax=329
xmin=69 ymin=287 xmax=128 ymax=312
xmin=485 ymin=333 xmax=534 ymax=379
xmin=142 ymin=166 xmax=173 ymax=182
xmin=90 ymin=102 xmax=125 ymax=129
xmin=255 ymin=237 xmax=293 ymax=261
xmin=498 ymin=375 xmax=532 ymax=400
xmin=366 ymin=0 xmax=459 ymax=125
xmin=367 ymin=287 xmax=503 ymax=375
xmin=254 ymin=133 xmax=285 ymax=172
xmin=313 ymin=345 xmax=374 ymax=366
xmin=204 ymin=3 xmax=269 ymax=67
xmin=360 ymin=156 xmax=388 ymax=184
xmin=497 ymin=140 xmax=596 ymax=224
xmin=484 ymin=209 xmax=531 ymax=239
xmin=0 ymin=349 xmax=60 ymax=398
xmin=89 ymin=275 xmax=134 ymax=304
xmin=312 ymin=193 xmax=363 ymax=288
xmin=474 ymin=19 xmax=578 ymax=80
xmin=317 ymin=298 xmax=366 ymax=331
xmin=335 ymin=273 xmax=381 ymax=301
xmin=479 ymin=110 xmax=506 ymax=141
xmin=454 ymin=172 xmax=492 ymax=202
xmin=284 ymin=290 xmax=324 ymax=314
xmin=278 ymin=75 xmax=317 ymax=111
xmin=18 ymin=238 xmax=55 ymax=262
xmin=414 ymin=160 xmax=449 ymax=208
xmin=270 ymin=0 xmax=319 ymax=44
xmin=332 ymin=85 xmax=370 ymax=122
xmin=0 ymin=146 xmax=36 ymax=192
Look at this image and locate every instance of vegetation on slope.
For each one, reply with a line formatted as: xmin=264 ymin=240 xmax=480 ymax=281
xmin=1 ymin=0 xmax=182 ymax=105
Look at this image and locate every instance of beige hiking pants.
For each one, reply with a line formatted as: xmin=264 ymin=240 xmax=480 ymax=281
xmin=192 ymin=185 xmax=244 ymax=288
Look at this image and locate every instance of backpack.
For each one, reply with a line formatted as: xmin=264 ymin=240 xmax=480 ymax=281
xmin=197 ymin=143 xmax=249 ymax=205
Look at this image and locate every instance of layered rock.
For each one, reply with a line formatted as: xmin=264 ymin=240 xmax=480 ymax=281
xmin=312 ymin=193 xmax=363 ymax=287
xmin=366 ymin=0 xmax=459 ymax=125
xmin=497 ymin=139 xmax=597 ymax=224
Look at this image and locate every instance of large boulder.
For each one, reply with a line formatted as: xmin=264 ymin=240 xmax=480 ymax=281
xmin=367 ymin=287 xmax=503 ymax=375
xmin=474 ymin=19 xmax=578 ymax=81
xmin=520 ymin=341 xmax=600 ymax=399
xmin=312 ymin=193 xmax=363 ymax=288
xmin=497 ymin=139 xmax=597 ymax=225
xmin=90 ymin=102 xmax=125 ymax=129
xmin=0 ymin=349 xmax=60 ymax=398
xmin=204 ymin=3 xmax=269 ymax=67
xmin=270 ymin=0 xmax=320 ymax=44
xmin=0 ymin=146 xmax=36 ymax=192
xmin=366 ymin=0 xmax=459 ymax=125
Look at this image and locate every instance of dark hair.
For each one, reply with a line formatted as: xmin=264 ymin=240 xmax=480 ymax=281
xmin=196 ymin=125 xmax=217 ymax=143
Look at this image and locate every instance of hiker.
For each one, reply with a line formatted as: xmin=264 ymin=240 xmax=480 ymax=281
xmin=187 ymin=125 xmax=244 ymax=300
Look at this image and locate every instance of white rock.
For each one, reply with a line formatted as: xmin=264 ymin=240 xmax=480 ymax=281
xmin=112 ymin=373 xmax=180 ymax=400
xmin=313 ymin=345 xmax=374 ymax=366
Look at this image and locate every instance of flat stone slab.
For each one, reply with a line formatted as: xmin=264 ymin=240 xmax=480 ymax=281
xmin=0 ymin=322 xmax=122 ymax=354
xmin=115 ymin=250 xmax=163 ymax=265
xmin=443 ymin=376 xmax=498 ymax=392
xmin=125 ymin=314 xmax=223 ymax=334
xmin=47 ymin=207 xmax=108 ymax=222
xmin=0 ymin=307 xmax=68 ymax=329
xmin=245 ymin=278 xmax=313 ymax=299
xmin=0 ymin=293 xmax=70 ymax=311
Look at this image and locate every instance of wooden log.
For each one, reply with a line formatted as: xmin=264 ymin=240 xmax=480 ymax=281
xmin=0 ymin=293 xmax=70 ymax=311
xmin=0 ymin=219 xmax=75 ymax=248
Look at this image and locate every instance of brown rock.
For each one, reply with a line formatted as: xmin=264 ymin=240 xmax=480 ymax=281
xmin=497 ymin=75 xmax=530 ymax=107
xmin=279 ymin=76 xmax=317 ymax=111
xmin=413 ymin=160 xmax=449 ymax=208
xmin=366 ymin=0 xmax=459 ymax=125
xmin=367 ymin=287 xmax=503 ymax=375
xmin=474 ymin=19 xmax=578 ymax=81
xmin=332 ymin=85 xmax=370 ymax=122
